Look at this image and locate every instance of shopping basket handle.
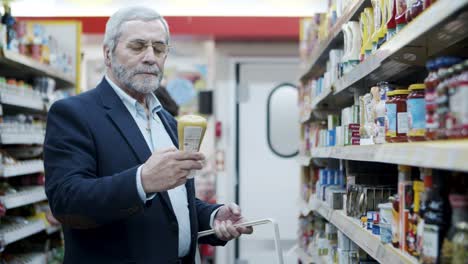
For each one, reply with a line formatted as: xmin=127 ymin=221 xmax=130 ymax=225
xmin=197 ymin=218 xmax=284 ymax=264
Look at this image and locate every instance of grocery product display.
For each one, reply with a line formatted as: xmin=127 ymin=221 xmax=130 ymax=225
xmin=0 ymin=2 xmax=79 ymax=262
xmin=297 ymin=0 xmax=467 ymax=263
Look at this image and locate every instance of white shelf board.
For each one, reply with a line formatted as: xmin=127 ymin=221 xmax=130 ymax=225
xmin=0 ymin=133 xmax=45 ymax=145
xmin=0 ymin=89 xmax=44 ymax=111
xmin=1 ymin=160 xmax=44 ymax=178
xmin=0 ymin=219 xmax=46 ymax=245
xmin=297 ymin=155 xmax=311 ymax=166
xmin=310 ymin=140 xmax=468 ymax=172
xmin=5 ymin=252 xmax=47 ymax=264
xmin=0 ymin=186 xmax=46 ymax=209
xmin=311 ymin=198 xmax=418 ymax=264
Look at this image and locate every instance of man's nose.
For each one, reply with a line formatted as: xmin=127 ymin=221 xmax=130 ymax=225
xmin=142 ymin=46 xmax=157 ymax=65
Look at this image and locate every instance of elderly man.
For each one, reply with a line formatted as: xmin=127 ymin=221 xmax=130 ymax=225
xmin=44 ymin=6 xmax=252 ymax=263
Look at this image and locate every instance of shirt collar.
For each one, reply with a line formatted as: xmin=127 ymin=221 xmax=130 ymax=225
xmin=105 ymin=75 xmax=163 ymax=117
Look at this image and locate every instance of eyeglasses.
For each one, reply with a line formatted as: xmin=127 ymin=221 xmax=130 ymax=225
xmin=126 ymin=40 xmax=170 ymax=58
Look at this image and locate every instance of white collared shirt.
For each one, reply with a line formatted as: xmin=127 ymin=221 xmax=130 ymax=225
xmin=106 ymin=76 xmax=191 ymax=257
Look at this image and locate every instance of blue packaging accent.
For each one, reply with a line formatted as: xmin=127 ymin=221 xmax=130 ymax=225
xmin=372 ymin=223 xmax=380 ymax=235
xmin=379 ymin=223 xmax=392 ymax=244
xmin=328 ymin=129 xmax=336 ymax=146
xmin=327 ymin=170 xmax=334 ymax=185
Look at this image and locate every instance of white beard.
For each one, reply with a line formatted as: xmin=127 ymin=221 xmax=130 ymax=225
xmin=111 ymin=57 xmax=163 ymax=94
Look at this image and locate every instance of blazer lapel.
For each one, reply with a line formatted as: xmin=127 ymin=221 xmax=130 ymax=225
xmin=97 ymin=78 xmax=176 ymax=217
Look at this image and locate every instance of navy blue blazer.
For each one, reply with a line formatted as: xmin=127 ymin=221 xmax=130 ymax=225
xmin=44 ymin=78 xmax=225 ymax=263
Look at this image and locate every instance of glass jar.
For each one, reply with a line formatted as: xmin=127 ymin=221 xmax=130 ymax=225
xmin=424 ymin=60 xmax=439 ymax=140
xmin=396 ymin=0 xmax=408 ymax=32
xmin=410 ymin=0 xmax=424 ymax=20
xmin=452 ymin=222 xmax=468 ymax=264
xmin=435 ymin=57 xmax=463 ymax=139
xmin=407 ymin=84 xmax=426 ymax=141
xmin=385 ymin=91 xmax=396 ymax=142
xmin=423 ymin=0 xmax=436 ymax=10
xmin=392 ymin=89 xmax=410 ymax=142
xmin=448 ymin=60 xmax=468 ymax=139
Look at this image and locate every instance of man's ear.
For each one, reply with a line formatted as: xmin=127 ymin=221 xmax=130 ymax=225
xmin=103 ymin=46 xmax=111 ymax=67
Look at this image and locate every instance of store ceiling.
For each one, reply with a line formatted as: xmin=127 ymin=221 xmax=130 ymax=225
xmin=8 ymin=0 xmax=327 ymax=17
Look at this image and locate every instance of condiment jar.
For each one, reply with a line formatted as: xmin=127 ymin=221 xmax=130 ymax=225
xmin=448 ymin=60 xmax=468 ymax=139
xmin=392 ymin=89 xmax=410 ymax=142
xmin=407 ymin=84 xmax=426 ymax=141
xmin=385 ymin=91 xmax=396 ymax=142
xmin=395 ymin=0 xmax=408 ymax=32
xmin=425 ymin=60 xmax=439 ymax=140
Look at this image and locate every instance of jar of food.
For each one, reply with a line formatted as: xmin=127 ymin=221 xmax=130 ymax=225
xmin=452 ymin=222 xmax=468 ymax=264
xmin=407 ymin=84 xmax=426 ymax=141
xmin=435 ymin=57 xmax=463 ymax=139
xmin=392 ymin=89 xmax=410 ymax=142
xmin=448 ymin=60 xmax=468 ymax=139
xmin=425 ymin=60 xmax=439 ymax=140
xmin=410 ymin=0 xmax=424 ymax=20
xmin=385 ymin=91 xmax=396 ymax=142
xmin=396 ymin=0 xmax=408 ymax=32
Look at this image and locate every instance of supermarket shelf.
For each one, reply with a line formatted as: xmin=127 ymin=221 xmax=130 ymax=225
xmin=0 ymin=186 xmax=46 ymax=209
xmin=309 ymin=140 xmax=468 ymax=172
xmin=1 ymin=160 xmax=44 ymax=178
xmin=0 ymin=90 xmax=45 ymax=112
xmin=301 ymin=0 xmax=369 ymax=81
xmin=0 ymin=219 xmax=46 ymax=246
xmin=0 ymin=133 xmax=45 ymax=145
xmin=334 ymin=0 xmax=468 ymax=100
xmin=0 ymin=47 xmax=75 ymax=89
xmin=5 ymin=252 xmax=46 ymax=264
xmin=310 ymin=198 xmax=418 ymax=264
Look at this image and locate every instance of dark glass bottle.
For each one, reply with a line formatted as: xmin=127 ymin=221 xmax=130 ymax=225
xmin=421 ymin=170 xmax=451 ymax=264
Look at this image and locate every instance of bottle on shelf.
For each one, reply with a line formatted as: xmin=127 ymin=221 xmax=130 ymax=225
xmin=407 ymin=83 xmax=426 ymax=142
xmin=1 ymin=2 xmax=17 ymax=51
xmin=421 ymin=170 xmax=451 ymax=264
xmin=391 ymin=89 xmax=410 ymax=143
xmin=425 ymin=60 xmax=439 ymax=140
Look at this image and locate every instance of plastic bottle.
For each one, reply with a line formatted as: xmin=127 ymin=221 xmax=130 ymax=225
xmin=359 ymin=12 xmax=368 ymax=62
xmin=385 ymin=91 xmax=396 ymax=142
xmin=447 ymin=60 xmax=468 ymax=139
xmin=342 ymin=23 xmax=351 ymax=74
xmin=395 ymin=0 xmax=407 ymax=32
xmin=377 ymin=0 xmax=388 ymax=49
xmin=386 ymin=0 xmax=397 ymax=40
xmin=348 ymin=22 xmax=362 ymax=68
xmin=371 ymin=0 xmax=382 ymax=52
xmin=364 ymin=7 xmax=375 ymax=59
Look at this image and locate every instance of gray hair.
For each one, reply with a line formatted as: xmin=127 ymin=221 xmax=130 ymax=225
xmin=103 ymin=6 xmax=170 ymax=53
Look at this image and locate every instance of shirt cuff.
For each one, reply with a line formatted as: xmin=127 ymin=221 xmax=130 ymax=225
xmin=209 ymin=208 xmax=221 ymax=228
xmin=136 ymin=165 xmax=156 ymax=202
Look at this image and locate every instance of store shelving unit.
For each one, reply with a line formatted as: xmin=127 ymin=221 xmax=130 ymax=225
xmin=0 ymin=186 xmax=47 ymax=210
xmin=5 ymin=252 xmax=47 ymax=264
xmin=308 ymin=140 xmax=468 ymax=172
xmin=300 ymin=0 xmax=468 ymax=113
xmin=0 ymin=133 xmax=45 ymax=145
xmin=0 ymin=21 xmax=74 ymax=259
xmin=298 ymin=0 xmax=468 ymax=263
xmin=0 ymin=48 xmax=75 ymax=90
xmin=309 ymin=198 xmax=418 ymax=264
xmin=1 ymin=160 xmax=44 ymax=178
xmin=0 ymin=219 xmax=46 ymax=246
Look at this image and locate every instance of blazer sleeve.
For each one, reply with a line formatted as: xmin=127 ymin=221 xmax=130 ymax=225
xmin=195 ymin=199 xmax=227 ymax=246
xmin=44 ymin=99 xmax=143 ymax=229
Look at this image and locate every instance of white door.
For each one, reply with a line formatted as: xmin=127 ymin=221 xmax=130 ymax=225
xmin=236 ymin=61 xmax=300 ymax=264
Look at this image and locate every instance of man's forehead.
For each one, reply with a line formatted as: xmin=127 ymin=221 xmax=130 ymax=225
xmin=120 ymin=19 xmax=166 ymax=40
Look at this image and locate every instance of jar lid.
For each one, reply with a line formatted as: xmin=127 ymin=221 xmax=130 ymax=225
xmin=409 ymin=84 xmax=426 ymax=91
xmin=393 ymin=89 xmax=410 ymax=95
